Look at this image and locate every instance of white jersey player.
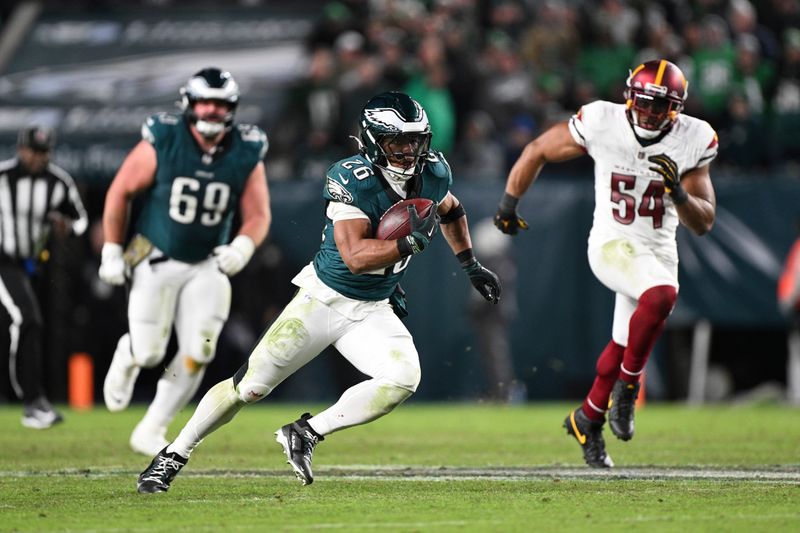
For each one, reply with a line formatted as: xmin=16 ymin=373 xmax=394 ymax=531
xmin=494 ymin=59 xmax=717 ymax=468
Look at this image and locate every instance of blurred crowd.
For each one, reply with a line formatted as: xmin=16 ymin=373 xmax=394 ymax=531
xmin=263 ymin=0 xmax=800 ymax=181
xmin=2 ymin=0 xmax=799 ymax=180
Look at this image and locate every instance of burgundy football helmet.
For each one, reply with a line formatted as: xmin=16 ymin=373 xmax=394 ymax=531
xmin=624 ymin=59 xmax=688 ymax=131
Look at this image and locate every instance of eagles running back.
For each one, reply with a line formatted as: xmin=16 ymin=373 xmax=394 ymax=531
xmin=569 ymin=101 xmax=717 ymax=263
xmin=314 ymin=151 xmax=452 ymax=301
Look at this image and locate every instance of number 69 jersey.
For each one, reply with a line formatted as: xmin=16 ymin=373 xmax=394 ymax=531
xmin=135 ymin=113 xmax=267 ymax=263
xmin=313 ymin=152 xmax=451 ymax=301
xmin=568 ymin=101 xmax=717 ymax=263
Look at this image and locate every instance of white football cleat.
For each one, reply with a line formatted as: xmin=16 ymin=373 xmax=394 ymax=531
xmin=21 ymin=397 xmax=64 ymax=429
xmin=130 ymin=421 xmax=169 ymax=456
xmin=103 ymin=334 xmax=140 ymax=412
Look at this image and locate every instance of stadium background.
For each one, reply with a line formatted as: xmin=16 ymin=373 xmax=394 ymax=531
xmin=0 ymin=0 xmax=797 ymax=405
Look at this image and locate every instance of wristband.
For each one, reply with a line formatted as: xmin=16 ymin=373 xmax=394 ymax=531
xmin=457 ymin=248 xmax=476 ymax=268
xmin=498 ymin=192 xmax=520 ymax=212
xmin=670 ymin=186 xmax=688 ymax=205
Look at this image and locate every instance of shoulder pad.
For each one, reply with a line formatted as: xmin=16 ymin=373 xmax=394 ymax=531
xmin=579 ymin=100 xmax=617 ymax=126
xmin=424 ymin=151 xmax=452 ymax=180
xmin=142 ymin=112 xmax=181 ymax=145
xmin=323 ymin=156 xmax=379 ymax=206
xmin=235 ymin=123 xmax=269 ymax=159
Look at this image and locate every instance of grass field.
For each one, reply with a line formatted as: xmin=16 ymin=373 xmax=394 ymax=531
xmin=1 ymin=402 xmax=799 ymax=532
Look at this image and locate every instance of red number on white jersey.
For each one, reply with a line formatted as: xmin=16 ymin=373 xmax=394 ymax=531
xmin=610 ymin=173 xmax=665 ymax=229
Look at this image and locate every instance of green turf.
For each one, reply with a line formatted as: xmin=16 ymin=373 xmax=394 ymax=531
xmin=1 ymin=403 xmax=798 ymax=532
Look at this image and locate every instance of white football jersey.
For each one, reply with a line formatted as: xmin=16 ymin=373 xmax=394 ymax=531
xmin=568 ymin=101 xmax=717 ymax=262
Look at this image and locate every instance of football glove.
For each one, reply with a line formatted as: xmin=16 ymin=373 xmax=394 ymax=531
xmin=462 ymin=259 xmax=502 ymax=304
xmin=398 ymin=203 xmax=439 ymax=256
xmin=389 ymin=284 xmax=408 ymax=319
xmin=214 ymin=235 xmax=255 ymax=276
xmin=98 ymin=242 xmax=127 ymax=286
xmin=648 ymin=154 xmax=688 ymax=205
xmin=494 ymin=193 xmax=529 ymax=235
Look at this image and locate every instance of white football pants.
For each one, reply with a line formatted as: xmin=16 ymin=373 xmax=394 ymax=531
xmin=169 ymin=288 xmax=420 ymax=457
xmin=126 ymin=250 xmax=231 ymax=369
xmin=122 ymin=249 xmax=231 ymax=435
xmin=588 ymin=237 xmax=678 ymax=346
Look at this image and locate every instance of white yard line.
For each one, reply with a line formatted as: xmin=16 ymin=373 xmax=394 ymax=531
xmin=1 ymin=466 xmax=799 ymax=482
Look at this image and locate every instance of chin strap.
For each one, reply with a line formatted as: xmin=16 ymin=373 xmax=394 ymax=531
xmin=632 ymin=124 xmax=662 ymax=139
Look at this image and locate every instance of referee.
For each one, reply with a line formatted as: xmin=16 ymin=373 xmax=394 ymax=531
xmin=0 ymin=125 xmax=88 ymax=428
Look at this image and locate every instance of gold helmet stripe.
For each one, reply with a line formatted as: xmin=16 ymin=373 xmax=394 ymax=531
xmin=654 ymin=59 xmax=668 ymax=86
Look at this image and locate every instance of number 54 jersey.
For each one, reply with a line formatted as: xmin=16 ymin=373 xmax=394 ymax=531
xmin=568 ymin=101 xmax=717 ymax=263
xmin=135 ymin=113 xmax=267 ymax=263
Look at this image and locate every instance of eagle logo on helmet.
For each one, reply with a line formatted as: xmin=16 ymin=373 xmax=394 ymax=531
xmin=180 ymin=67 xmax=240 ymax=138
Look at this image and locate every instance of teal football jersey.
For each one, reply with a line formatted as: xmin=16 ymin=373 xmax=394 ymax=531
xmin=313 ymin=152 xmax=452 ymax=301
xmin=135 ymin=113 xmax=267 ymax=263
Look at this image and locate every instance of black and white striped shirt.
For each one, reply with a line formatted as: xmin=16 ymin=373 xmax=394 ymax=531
xmin=0 ymin=157 xmax=88 ymax=261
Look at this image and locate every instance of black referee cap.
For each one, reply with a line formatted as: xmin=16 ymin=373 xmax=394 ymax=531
xmin=18 ymin=126 xmax=55 ymax=151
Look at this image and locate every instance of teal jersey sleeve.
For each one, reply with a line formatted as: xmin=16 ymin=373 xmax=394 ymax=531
xmin=419 ymin=151 xmax=452 ymax=203
xmin=135 ymin=114 xmax=267 ymax=263
xmin=234 ymin=123 xmax=269 ymax=163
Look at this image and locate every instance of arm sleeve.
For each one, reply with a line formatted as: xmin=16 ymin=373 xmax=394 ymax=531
xmin=326 ymin=202 xmax=369 ymax=223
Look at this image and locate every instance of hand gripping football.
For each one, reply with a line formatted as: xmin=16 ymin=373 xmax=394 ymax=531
xmin=375 ymin=198 xmax=435 ymax=240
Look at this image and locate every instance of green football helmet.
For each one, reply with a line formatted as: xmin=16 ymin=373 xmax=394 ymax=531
xmin=358 ymin=92 xmax=432 ymax=180
xmin=180 ymin=67 xmax=240 ymax=137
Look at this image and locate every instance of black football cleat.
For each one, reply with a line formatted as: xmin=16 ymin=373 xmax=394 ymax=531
xmin=275 ymin=412 xmax=324 ymax=485
xmin=608 ymin=379 xmax=640 ymax=441
xmin=564 ymin=408 xmax=614 ymax=468
xmin=137 ymin=446 xmax=188 ymax=494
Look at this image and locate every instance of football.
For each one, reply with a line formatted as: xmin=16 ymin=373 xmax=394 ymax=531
xmin=375 ymin=198 xmax=435 ymax=240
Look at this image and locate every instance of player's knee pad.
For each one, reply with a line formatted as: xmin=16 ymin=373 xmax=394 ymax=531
xmin=236 ymin=379 xmax=272 ymax=403
xmin=134 ymin=351 xmax=163 ymax=368
xmin=386 ymin=359 xmax=421 ymax=393
xmin=232 ymin=360 xmax=272 ymax=403
xmin=640 ymin=285 xmax=678 ymax=321
xmin=128 ymin=330 xmax=168 ymax=368
xmin=371 ymin=380 xmax=415 ymax=415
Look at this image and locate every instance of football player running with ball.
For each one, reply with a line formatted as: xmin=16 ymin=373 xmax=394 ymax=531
xmin=137 ymin=91 xmax=500 ymax=492
xmin=99 ymin=68 xmax=271 ymax=456
xmin=495 ymin=59 xmax=717 ymax=467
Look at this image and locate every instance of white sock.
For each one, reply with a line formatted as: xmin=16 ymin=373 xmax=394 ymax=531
xmin=167 ymin=378 xmax=243 ymax=458
xmin=139 ymin=355 xmax=206 ymax=431
xmin=309 ymin=378 xmax=412 ymax=436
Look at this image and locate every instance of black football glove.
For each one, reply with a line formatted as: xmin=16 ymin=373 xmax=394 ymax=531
xmin=389 ymin=284 xmax=408 ymax=319
xmin=462 ymin=259 xmax=502 ymax=304
xmin=494 ymin=193 xmax=529 ymax=235
xmin=648 ymin=154 xmax=688 ymax=205
xmin=398 ymin=203 xmax=440 ymax=256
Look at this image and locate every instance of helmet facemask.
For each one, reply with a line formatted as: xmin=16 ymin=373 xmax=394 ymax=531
xmin=624 ymin=59 xmax=688 ymax=137
xmin=180 ymin=68 xmax=240 ymax=138
xmin=376 ymin=131 xmax=432 ymax=181
xmin=627 ymin=90 xmax=683 ymax=132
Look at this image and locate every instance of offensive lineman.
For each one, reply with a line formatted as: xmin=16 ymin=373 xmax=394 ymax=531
xmin=98 ymin=68 xmax=271 ymax=456
xmin=136 ymin=91 xmax=501 ymax=493
xmin=494 ymin=59 xmax=717 ymax=467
